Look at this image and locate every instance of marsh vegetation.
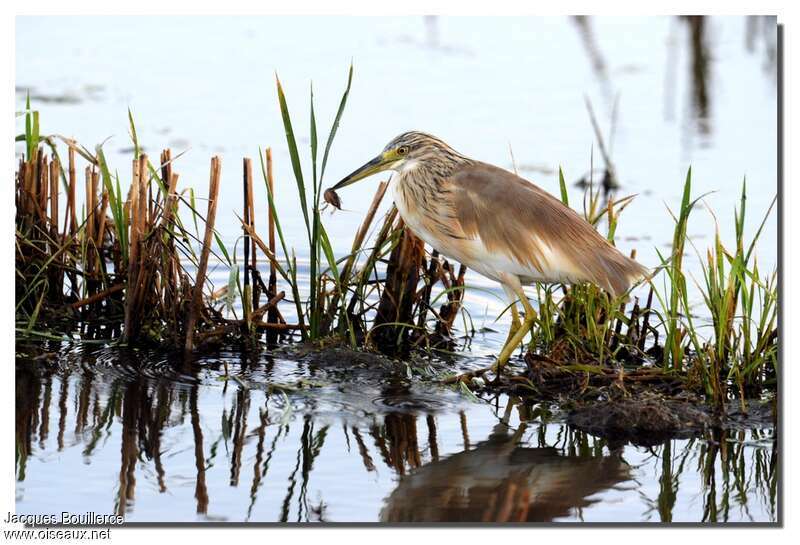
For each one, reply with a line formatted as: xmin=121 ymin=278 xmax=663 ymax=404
xmin=16 ymin=68 xmax=777 ymax=413
xmin=14 ymin=15 xmax=779 ymax=523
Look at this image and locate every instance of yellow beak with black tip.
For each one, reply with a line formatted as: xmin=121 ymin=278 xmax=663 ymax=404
xmin=329 ymin=149 xmax=401 ymax=191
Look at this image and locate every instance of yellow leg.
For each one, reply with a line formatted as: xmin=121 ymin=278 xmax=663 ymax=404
xmin=503 ymin=304 xmax=521 ymax=346
xmin=493 ymin=281 xmax=537 ymax=374
xmin=441 ymin=276 xmax=536 ymax=387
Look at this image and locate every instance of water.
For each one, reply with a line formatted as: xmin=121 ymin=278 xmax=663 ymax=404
xmin=15 ymin=16 xmax=778 ymax=275
xmin=16 ymin=345 xmax=777 ymax=523
xmin=14 ymin=16 xmax=778 ymax=523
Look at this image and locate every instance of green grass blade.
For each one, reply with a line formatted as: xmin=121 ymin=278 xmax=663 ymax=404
xmin=275 ymin=74 xmax=311 ymax=243
xmin=31 ymin=111 xmax=39 ymax=160
xmin=318 ymin=223 xmax=339 ymax=281
xmin=559 ymin=166 xmax=569 ymax=206
xmin=214 ymin=232 xmax=232 ymax=265
xmin=258 ymin=147 xmax=307 ymax=339
xmin=319 ymin=63 xmax=353 ymax=184
xmin=128 ymin=108 xmax=140 ymax=159
xmin=25 ymin=92 xmax=33 ymax=159
xmin=309 ymin=83 xmax=320 ymax=337
xmin=310 ymin=82 xmax=319 ymax=193
xmin=96 ymin=145 xmax=128 ymax=264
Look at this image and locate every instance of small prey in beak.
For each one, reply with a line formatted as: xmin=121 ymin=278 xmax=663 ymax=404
xmin=323 ymin=188 xmax=342 ymax=210
xmin=324 ymin=148 xmax=404 ymax=208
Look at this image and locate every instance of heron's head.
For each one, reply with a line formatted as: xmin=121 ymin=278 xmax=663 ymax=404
xmin=329 ymin=131 xmax=461 ymax=191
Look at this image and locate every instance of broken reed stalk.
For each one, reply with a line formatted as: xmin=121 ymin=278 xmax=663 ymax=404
xmin=37 ymin=150 xmax=47 ymax=225
xmin=48 ymin=158 xmax=62 ymax=301
xmin=243 ymin=157 xmax=252 ymax=324
xmin=122 ymin=155 xmax=151 ymax=342
xmin=246 ymin=158 xmax=258 ymax=312
xmin=122 ymin=158 xmax=140 ymax=340
xmin=133 ymin=156 xmax=149 ymax=327
xmin=160 ymin=151 xmax=179 ymax=228
xmin=71 ymin=284 xmax=124 ymax=310
xmin=251 ymin=290 xmax=285 ymax=322
xmin=159 ymin=149 xmax=182 ymax=334
xmin=372 ymin=219 xmax=425 ymax=353
xmin=48 ymin=158 xmax=58 ymax=242
xmin=435 ymin=262 xmax=467 ymax=337
xmin=91 ymin=167 xmax=100 ymax=242
xmin=64 ymin=148 xmax=79 ymax=297
xmin=24 ymin=154 xmax=35 ymax=222
xmin=265 ymin=148 xmax=280 ymax=339
xmin=67 ymin=146 xmax=77 ymax=236
xmin=184 ymin=156 xmax=222 ymax=353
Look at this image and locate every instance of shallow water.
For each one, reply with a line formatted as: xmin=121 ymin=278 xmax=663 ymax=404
xmin=16 ymin=345 xmax=777 ymax=523
xmin=15 ymin=16 xmax=778 ymax=281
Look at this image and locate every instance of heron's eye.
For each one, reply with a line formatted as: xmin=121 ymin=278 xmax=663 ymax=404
xmin=397 ymin=146 xmax=409 ymax=156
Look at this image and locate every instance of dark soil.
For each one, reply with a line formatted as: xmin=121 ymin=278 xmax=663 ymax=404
xmin=463 ymin=351 xmax=777 ymax=446
xmin=566 ymin=394 xmax=775 ymax=446
xmin=286 ymin=344 xmax=778 ymax=447
xmin=567 ymin=394 xmax=712 ymax=445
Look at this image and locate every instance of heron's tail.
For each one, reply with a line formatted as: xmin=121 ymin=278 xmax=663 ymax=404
xmin=590 ymin=246 xmax=649 ymax=299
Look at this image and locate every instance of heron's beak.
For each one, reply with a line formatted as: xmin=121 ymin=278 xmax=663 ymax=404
xmin=330 ymin=151 xmax=394 ymax=191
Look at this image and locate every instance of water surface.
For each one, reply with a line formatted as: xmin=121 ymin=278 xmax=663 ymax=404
xmin=15 ymin=16 xmax=778 ymax=281
xmin=16 ymin=345 xmax=777 ymax=523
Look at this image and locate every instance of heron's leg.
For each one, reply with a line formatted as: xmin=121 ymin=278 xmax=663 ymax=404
xmin=492 ymin=277 xmax=538 ymax=374
xmin=504 ymin=305 xmax=521 ymax=345
xmin=441 ymin=277 xmax=536 ymax=387
xmin=501 ymin=284 xmax=522 ymax=346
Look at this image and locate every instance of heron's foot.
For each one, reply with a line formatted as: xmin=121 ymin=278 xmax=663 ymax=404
xmin=492 ymin=308 xmax=538 ymax=377
xmin=442 ymin=357 xmax=511 ymax=388
xmin=443 ymin=305 xmax=536 ymax=390
xmin=441 ymin=364 xmax=499 ymax=387
xmin=489 ymin=356 xmax=509 ymax=379
xmin=441 ymin=360 xmax=511 ymax=389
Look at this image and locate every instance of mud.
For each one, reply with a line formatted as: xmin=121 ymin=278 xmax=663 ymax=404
xmin=566 ymin=394 xmax=775 ymax=446
xmin=283 ymin=344 xmax=777 ymax=446
xmin=18 ymin=341 xmax=776 ymax=447
xmin=566 ymin=394 xmax=712 ymax=445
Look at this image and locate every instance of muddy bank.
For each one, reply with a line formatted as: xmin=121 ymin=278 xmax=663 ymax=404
xmin=308 ymin=345 xmax=778 ymax=444
xmin=17 ymin=340 xmax=776 ymax=447
xmin=277 ymin=344 xmax=777 ymax=446
xmin=459 ymin=351 xmax=779 ymax=446
xmin=566 ymin=394 xmax=775 ymax=446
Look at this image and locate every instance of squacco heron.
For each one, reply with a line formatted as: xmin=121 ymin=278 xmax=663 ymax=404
xmin=329 ymin=132 xmax=646 ymax=379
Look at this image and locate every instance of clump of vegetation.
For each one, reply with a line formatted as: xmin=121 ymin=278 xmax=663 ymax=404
xmin=15 ymin=95 xmax=301 ymax=350
xmin=15 ymin=68 xmax=777 ymax=411
xmin=505 ymin=168 xmax=778 ymax=412
xmin=14 ymin=70 xmax=461 ymax=355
